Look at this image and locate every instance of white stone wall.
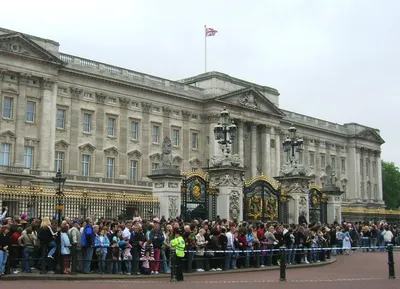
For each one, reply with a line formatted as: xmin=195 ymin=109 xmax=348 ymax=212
xmin=0 ymin=29 xmax=384 ymax=208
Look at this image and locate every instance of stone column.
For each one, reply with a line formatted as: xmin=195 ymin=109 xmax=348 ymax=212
xmin=275 ymin=175 xmax=312 ymax=224
xmin=140 ymin=102 xmax=152 ymax=178
xmin=375 ymin=150 xmax=383 ymax=201
xmin=162 ymin=106 xmax=172 ymax=139
xmin=208 ymin=114 xmax=220 ymax=162
xmin=14 ymin=73 xmax=30 ymax=167
xmin=0 ymin=69 xmax=6 ymax=133
xmin=262 ymin=125 xmax=271 ymax=177
xmin=38 ymin=78 xmax=57 ymax=171
xmin=119 ymin=98 xmax=130 ymax=178
xmin=209 ymin=167 xmax=246 ymax=220
xmin=150 ymin=175 xmax=182 ymax=219
xmin=250 ymin=123 xmax=257 ymax=177
xmin=181 ymin=111 xmax=191 ymax=172
xmin=324 ymin=185 xmax=344 ymax=224
xmin=68 ymin=87 xmax=82 ymax=175
xmin=94 ymin=93 xmax=106 ymax=176
xmin=237 ymin=120 xmax=244 ymax=167
xmin=361 ymin=148 xmax=366 ymax=199
xmin=274 ymin=127 xmax=281 ymax=176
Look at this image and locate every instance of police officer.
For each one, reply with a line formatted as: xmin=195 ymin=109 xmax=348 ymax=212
xmin=170 ymin=229 xmax=185 ymax=282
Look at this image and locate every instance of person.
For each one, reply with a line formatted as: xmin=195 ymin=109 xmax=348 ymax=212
xmin=140 ymin=250 xmax=154 ymax=275
xmin=170 ymin=229 xmax=185 ymax=282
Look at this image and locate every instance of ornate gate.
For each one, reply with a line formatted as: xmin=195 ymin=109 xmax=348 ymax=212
xmin=308 ymin=185 xmax=328 ymax=223
xmin=243 ymin=175 xmax=288 ymax=223
xmin=181 ymin=171 xmax=216 ymax=221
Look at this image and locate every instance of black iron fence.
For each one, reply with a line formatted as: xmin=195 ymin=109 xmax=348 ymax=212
xmin=0 ymin=185 xmax=159 ymax=220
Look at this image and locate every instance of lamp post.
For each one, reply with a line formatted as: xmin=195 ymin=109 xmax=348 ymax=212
xmin=213 ymin=107 xmax=237 ymax=155
xmin=52 ymin=169 xmax=66 ymax=274
xmin=282 ymin=126 xmax=304 ymax=163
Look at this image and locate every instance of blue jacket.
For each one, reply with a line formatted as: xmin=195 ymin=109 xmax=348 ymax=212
xmin=82 ymin=225 xmax=95 ymax=247
xmin=149 ymin=230 xmax=165 ymax=249
xmin=94 ymin=234 xmax=110 ymax=255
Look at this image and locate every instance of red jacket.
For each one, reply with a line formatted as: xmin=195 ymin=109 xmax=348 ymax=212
xmin=9 ymin=232 xmax=21 ymax=246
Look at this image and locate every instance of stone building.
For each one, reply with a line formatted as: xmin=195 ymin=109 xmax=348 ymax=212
xmin=0 ymin=27 xmax=385 ymax=217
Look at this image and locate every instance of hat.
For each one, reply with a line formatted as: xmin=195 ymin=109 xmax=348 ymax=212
xmin=153 ymin=217 xmax=160 ymax=223
xmin=72 ymin=220 xmax=80 ymax=225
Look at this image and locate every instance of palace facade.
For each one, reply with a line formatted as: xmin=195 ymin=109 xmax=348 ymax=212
xmin=0 ymin=27 xmax=385 ymax=217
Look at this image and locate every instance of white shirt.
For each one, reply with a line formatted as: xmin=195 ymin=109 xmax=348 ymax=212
xmin=226 ymin=232 xmax=235 ymax=249
xmin=383 ymin=230 xmax=394 ymax=242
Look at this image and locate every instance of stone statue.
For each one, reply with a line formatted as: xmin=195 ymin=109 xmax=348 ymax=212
xmin=325 ymin=165 xmax=337 ymax=186
xmin=279 ymin=158 xmax=307 ymax=177
xmin=162 ymin=136 xmax=172 ymax=155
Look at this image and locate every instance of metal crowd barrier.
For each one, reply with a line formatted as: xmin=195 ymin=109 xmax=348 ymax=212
xmin=5 ymin=243 xmax=398 ymax=281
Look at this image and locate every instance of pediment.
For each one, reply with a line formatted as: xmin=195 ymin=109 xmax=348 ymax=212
xmin=1 ymin=87 xmax=18 ymax=95
xmin=0 ymin=130 xmax=16 ymax=142
xmin=215 ymin=87 xmax=284 ymax=117
xmin=55 ymin=140 xmax=70 ymax=150
xmin=79 ymin=143 xmax=96 ymax=153
xmin=172 ymin=155 xmax=183 ymax=164
xmin=357 ymin=128 xmax=385 ymax=144
xmin=127 ymin=149 xmax=143 ymax=158
xmin=149 ymin=152 xmax=161 ymax=161
xmin=104 ymin=146 xmax=119 ymax=156
xmin=0 ymin=33 xmax=63 ymax=65
xmin=189 ymin=157 xmax=202 ymax=166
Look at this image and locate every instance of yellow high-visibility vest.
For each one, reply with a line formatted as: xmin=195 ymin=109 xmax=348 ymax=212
xmin=171 ymin=236 xmax=185 ymax=257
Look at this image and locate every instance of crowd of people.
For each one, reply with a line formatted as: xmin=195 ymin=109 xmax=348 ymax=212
xmin=0 ymin=206 xmax=399 ymax=279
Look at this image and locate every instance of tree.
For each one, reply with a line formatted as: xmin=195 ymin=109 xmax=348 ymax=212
xmin=382 ymin=161 xmax=400 ymax=209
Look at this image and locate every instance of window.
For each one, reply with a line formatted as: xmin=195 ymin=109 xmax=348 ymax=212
xmin=57 ymin=87 xmax=67 ymax=94
xmin=152 ymin=163 xmax=159 ymax=171
xmin=191 ymin=115 xmax=198 ymax=121
xmin=152 ymin=125 xmax=160 ymax=143
xmin=3 ymin=97 xmax=13 ymax=119
xmin=152 ymin=107 xmax=160 ymax=113
xmin=108 ymin=118 xmax=116 ymax=137
xmin=130 ymin=160 xmax=137 ymax=181
xmin=331 ymin=156 xmax=336 ymax=170
xmin=106 ymin=157 xmax=115 ymax=178
xmin=131 ymin=121 xmax=139 ymax=140
xmin=23 ymin=146 xmax=33 ymax=169
xmin=172 ymin=111 xmax=180 ymax=117
xmin=372 ymin=162 xmax=376 ymax=177
xmin=81 ymin=154 xmax=90 ymax=176
xmin=54 ymin=151 xmax=65 ymax=173
xmin=320 ymin=154 xmax=326 ymax=169
xmin=366 ymin=160 xmax=370 ymax=176
xmin=108 ymin=97 xmax=117 ymax=104
xmin=83 ymin=113 xmax=92 ymax=133
xmin=172 ymin=128 xmax=180 ymax=146
xmin=131 ymin=102 xmax=139 ymax=109
xmin=26 ymin=101 xmax=35 ymax=122
xmin=308 ymin=151 xmax=315 ymax=167
xmin=341 ymin=158 xmax=346 ymax=172
xmin=83 ymin=92 xmax=92 ymax=99
xmin=56 ymin=109 xmax=66 ymax=129
xmin=191 ymin=132 xmax=199 ymax=149
xmin=0 ymin=144 xmax=11 ymax=166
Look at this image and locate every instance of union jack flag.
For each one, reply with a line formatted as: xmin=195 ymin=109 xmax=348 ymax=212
xmin=205 ymin=27 xmax=218 ymax=37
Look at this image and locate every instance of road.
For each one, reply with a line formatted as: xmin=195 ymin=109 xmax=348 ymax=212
xmin=3 ymin=251 xmax=400 ymax=289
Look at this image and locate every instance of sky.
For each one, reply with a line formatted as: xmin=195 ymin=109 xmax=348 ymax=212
xmin=0 ymin=0 xmax=398 ymax=165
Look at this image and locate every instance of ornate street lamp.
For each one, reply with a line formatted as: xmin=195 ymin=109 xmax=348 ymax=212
xmin=283 ymin=126 xmax=303 ymax=162
xmin=52 ymin=169 xmax=66 ymax=274
xmin=213 ymin=107 xmax=237 ymax=154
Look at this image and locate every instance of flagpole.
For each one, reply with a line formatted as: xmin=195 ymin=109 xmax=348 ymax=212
xmin=204 ymin=25 xmax=207 ymax=73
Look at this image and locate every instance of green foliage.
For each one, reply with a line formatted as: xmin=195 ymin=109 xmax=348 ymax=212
xmin=382 ymin=161 xmax=400 ymax=209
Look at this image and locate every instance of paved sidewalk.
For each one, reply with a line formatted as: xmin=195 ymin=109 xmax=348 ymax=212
xmin=2 ymin=257 xmax=336 ymax=281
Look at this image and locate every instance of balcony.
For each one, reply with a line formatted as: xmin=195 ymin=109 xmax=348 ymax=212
xmin=64 ymin=175 xmax=153 ymax=187
xmin=0 ymin=166 xmax=25 ymax=174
